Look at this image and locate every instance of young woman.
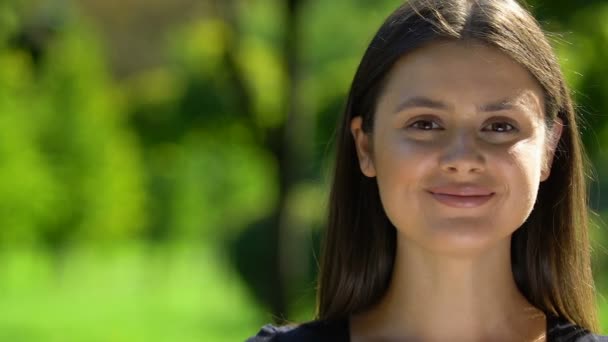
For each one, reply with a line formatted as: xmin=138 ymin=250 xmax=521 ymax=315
xmin=248 ymin=0 xmax=607 ymax=340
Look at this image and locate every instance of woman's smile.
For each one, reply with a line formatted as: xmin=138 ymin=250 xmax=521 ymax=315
xmin=426 ymin=184 xmax=496 ymax=208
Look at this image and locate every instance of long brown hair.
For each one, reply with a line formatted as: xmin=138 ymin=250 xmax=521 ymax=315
xmin=316 ymin=0 xmax=599 ymax=332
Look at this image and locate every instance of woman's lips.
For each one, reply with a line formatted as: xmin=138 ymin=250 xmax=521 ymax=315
xmin=429 ymin=192 xmax=494 ymax=208
xmin=426 ymin=186 xmax=495 ymax=208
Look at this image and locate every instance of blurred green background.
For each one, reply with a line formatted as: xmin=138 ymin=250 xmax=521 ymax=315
xmin=0 ymin=0 xmax=607 ymax=341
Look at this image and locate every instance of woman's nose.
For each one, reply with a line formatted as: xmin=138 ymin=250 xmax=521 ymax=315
xmin=439 ymin=132 xmax=486 ymax=174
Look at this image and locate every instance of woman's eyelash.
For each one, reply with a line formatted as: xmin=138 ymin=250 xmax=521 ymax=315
xmin=482 ymin=122 xmax=517 ymax=132
xmin=406 ymin=120 xmax=518 ymax=132
xmin=408 ymin=120 xmax=442 ymax=130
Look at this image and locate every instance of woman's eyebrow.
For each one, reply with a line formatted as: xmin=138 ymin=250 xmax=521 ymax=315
xmin=393 ymin=96 xmax=451 ymax=113
xmin=479 ymin=96 xmax=542 ymax=114
xmin=393 ymin=96 xmax=537 ymax=114
xmin=479 ymin=99 xmax=520 ymax=112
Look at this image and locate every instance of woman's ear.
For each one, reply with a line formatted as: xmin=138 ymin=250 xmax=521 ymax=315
xmin=541 ymin=117 xmax=564 ymax=182
xmin=350 ymin=116 xmax=377 ymax=178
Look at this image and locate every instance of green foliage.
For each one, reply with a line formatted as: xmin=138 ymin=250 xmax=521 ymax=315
xmin=0 ymin=15 xmax=146 ymax=246
xmin=0 ymin=243 xmax=264 ymax=342
xmin=128 ymin=15 xmax=281 ymax=242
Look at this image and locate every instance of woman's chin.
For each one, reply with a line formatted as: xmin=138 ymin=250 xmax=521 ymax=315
xmin=396 ymin=226 xmax=512 ymax=258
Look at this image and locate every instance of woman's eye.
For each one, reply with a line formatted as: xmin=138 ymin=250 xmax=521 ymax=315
xmin=484 ymin=122 xmax=516 ymax=133
xmin=408 ymin=120 xmax=441 ymax=130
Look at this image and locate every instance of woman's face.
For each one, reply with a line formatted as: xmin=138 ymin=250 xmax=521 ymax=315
xmin=351 ymin=41 xmax=562 ymax=256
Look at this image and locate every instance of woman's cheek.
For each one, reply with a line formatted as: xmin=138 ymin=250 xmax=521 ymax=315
xmin=375 ymin=144 xmax=435 ymax=203
xmin=500 ymin=145 xmax=543 ymax=206
xmin=508 ymin=142 xmax=545 ymax=181
xmin=377 ymin=138 xmax=434 ymax=173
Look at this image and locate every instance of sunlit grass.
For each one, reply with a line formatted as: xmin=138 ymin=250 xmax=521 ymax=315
xmin=0 ymin=242 xmax=266 ymax=342
xmin=598 ymin=288 xmax=608 ymax=334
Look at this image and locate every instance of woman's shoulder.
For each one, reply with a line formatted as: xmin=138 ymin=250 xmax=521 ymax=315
xmin=245 ymin=318 xmax=349 ymax=342
xmin=246 ymin=315 xmax=608 ymax=342
xmin=548 ymin=315 xmax=608 ymax=341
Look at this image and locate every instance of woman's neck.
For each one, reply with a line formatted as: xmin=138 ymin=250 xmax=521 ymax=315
xmin=350 ymin=234 xmax=546 ymax=341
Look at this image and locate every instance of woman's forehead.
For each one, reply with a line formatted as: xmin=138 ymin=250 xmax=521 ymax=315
xmin=378 ymin=40 xmax=545 ymax=115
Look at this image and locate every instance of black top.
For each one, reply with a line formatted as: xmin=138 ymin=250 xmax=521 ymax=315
xmin=246 ymin=315 xmax=608 ymax=341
